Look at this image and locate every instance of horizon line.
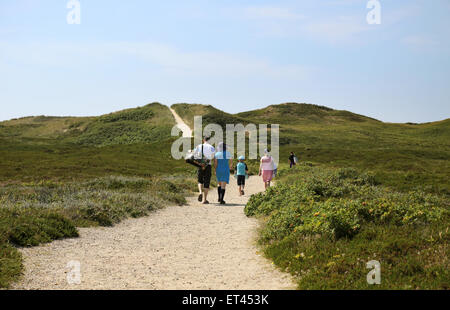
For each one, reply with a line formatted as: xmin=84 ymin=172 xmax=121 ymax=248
xmin=1 ymin=102 xmax=449 ymax=125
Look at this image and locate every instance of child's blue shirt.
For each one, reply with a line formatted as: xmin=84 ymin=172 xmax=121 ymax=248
xmin=236 ymin=162 xmax=248 ymax=176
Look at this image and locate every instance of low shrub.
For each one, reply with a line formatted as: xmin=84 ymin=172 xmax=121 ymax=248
xmin=0 ymin=174 xmax=196 ymax=288
xmin=245 ymin=165 xmax=449 ymax=289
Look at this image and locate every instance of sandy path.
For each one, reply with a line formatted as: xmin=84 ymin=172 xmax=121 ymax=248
xmin=169 ymin=107 xmax=192 ymax=138
xmin=12 ymin=176 xmax=295 ymax=290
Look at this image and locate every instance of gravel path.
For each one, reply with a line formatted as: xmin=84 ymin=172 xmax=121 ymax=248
xmin=12 ymin=176 xmax=295 ymax=290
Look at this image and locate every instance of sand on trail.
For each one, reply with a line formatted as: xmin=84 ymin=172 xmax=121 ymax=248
xmin=12 ymin=176 xmax=295 ymax=290
xmin=169 ymin=107 xmax=192 ymax=138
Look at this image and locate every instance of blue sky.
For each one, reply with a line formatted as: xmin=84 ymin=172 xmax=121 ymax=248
xmin=0 ymin=0 xmax=449 ymax=123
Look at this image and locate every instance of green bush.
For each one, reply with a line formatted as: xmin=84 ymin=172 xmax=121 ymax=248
xmin=75 ymin=121 xmax=172 ymax=146
xmin=99 ymin=108 xmax=154 ymax=123
xmin=6 ymin=211 xmax=79 ymax=246
xmin=245 ymin=166 xmax=449 ymax=289
xmin=0 ymin=242 xmax=22 ymax=288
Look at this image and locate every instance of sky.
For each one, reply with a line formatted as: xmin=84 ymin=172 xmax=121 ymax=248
xmin=0 ymin=0 xmax=449 ymax=123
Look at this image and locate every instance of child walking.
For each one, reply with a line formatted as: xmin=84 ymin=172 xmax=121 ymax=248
xmin=235 ymin=155 xmax=248 ymax=196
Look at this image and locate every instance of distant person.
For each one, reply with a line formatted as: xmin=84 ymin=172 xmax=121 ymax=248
xmin=259 ymin=149 xmax=275 ymax=190
xmin=193 ymin=136 xmax=215 ymax=204
xmin=289 ymin=152 xmax=297 ymax=168
xmin=214 ymin=142 xmax=232 ymax=205
xmin=235 ymin=155 xmax=248 ymax=196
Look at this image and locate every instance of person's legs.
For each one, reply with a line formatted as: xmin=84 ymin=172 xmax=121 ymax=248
xmin=202 ymin=165 xmax=212 ymax=203
xmin=220 ymin=182 xmax=227 ymax=203
xmin=239 ymin=175 xmax=245 ymax=195
xmin=197 ymin=167 xmax=204 ymax=201
xmin=262 ymin=170 xmax=270 ymax=190
xmin=217 ymin=170 xmax=223 ymax=201
xmin=218 ymin=182 xmax=223 ymax=201
xmin=237 ymin=176 xmax=242 ymax=196
xmin=203 ymin=188 xmax=209 ymax=202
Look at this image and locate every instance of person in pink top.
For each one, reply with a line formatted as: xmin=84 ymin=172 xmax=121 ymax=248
xmin=259 ymin=149 xmax=275 ymax=190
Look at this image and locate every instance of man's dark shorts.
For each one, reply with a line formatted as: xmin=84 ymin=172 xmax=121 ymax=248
xmin=237 ymin=175 xmax=246 ymax=186
xmin=197 ymin=165 xmax=212 ymax=188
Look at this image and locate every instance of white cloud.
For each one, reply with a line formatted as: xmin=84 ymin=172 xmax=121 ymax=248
xmin=401 ymin=35 xmax=444 ymax=52
xmin=302 ymin=16 xmax=370 ymax=44
xmin=0 ymin=41 xmax=312 ymax=80
xmin=228 ymin=3 xmax=423 ymax=45
xmin=402 ymin=35 xmax=438 ymax=47
xmin=242 ymin=6 xmax=305 ymax=20
xmin=105 ymin=42 xmax=311 ymax=79
xmin=382 ymin=4 xmax=421 ymax=26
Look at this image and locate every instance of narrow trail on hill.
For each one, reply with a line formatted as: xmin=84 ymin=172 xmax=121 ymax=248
xmin=12 ymin=177 xmax=295 ymax=290
xmin=169 ymin=107 xmax=193 ymax=138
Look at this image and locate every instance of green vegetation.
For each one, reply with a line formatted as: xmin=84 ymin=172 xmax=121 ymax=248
xmin=0 ymin=101 xmax=448 ymax=289
xmin=172 ymin=103 xmax=248 ymax=129
xmin=171 ymin=102 xmax=449 ymax=288
xmin=245 ymin=164 xmax=449 ymax=289
xmin=71 ymin=103 xmax=175 ymax=146
xmin=0 ymin=138 xmax=195 ymax=182
xmin=173 ymin=102 xmax=449 ymax=195
xmin=0 ymin=103 xmax=186 ymax=182
xmin=0 ymin=102 xmax=174 ymax=145
xmin=0 ymin=175 xmax=197 ymax=287
xmin=0 ymin=102 xmax=198 ymax=288
xmin=238 ymin=103 xmax=450 ymax=196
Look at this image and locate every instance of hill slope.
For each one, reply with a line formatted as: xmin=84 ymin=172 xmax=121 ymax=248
xmin=69 ymin=103 xmax=175 ymax=146
xmin=173 ymin=102 xmax=449 ymax=194
xmin=0 ymin=101 xmax=448 ymax=194
xmin=0 ymin=102 xmax=175 ymax=146
xmin=1 ymin=101 xmax=448 ymax=290
xmin=236 ymin=102 xmax=380 ymax=124
xmin=171 ymin=103 xmax=248 ymax=129
xmin=0 ymin=102 xmax=182 ymax=181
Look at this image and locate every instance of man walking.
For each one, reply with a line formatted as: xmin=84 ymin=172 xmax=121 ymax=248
xmin=289 ymin=152 xmax=297 ymax=168
xmin=194 ymin=136 xmax=215 ymax=204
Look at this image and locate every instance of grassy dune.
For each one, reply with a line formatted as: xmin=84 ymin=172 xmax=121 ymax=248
xmin=0 ymin=102 xmax=197 ymax=288
xmin=0 ymin=102 xmax=448 ymax=289
xmin=171 ymin=103 xmax=248 ymax=129
xmin=0 ymin=102 xmax=174 ymax=143
xmin=172 ymin=102 xmax=449 ymax=289
xmin=173 ymin=102 xmax=449 ymax=195
xmin=0 ymin=103 xmax=187 ymax=182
